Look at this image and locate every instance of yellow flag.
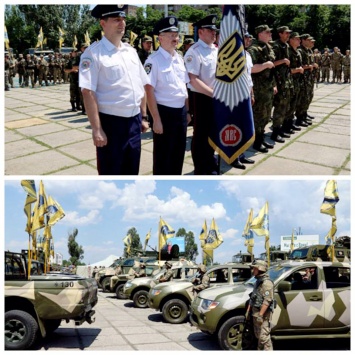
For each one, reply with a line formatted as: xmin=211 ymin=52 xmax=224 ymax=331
xmin=199 ymin=220 xmax=207 ymax=248
xmin=130 ymin=31 xmax=138 ymax=46
xmin=144 ymin=230 xmax=151 ymax=251
xmin=31 ymin=181 xmax=48 ymax=232
xmin=320 ymin=180 xmax=339 ymax=217
xmin=123 ymin=234 xmax=132 ymax=254
xmin=58 ymin=27 xmax=65 ymax=48
xmin=4 ymin=25 xmax=10 ymax=49
xmin=46 ymin=195 xmax=65 ymax=226
xmin=243 ymin=209 xmax=254 ymax=255
xmin=158 ymin=218 xmax=175 ymax=250
xmin=153 ymin=35 xmax=160 ymax=50
xmin=73 ymin=35 xmax=78 ymax=50
xmin=36 ymin=27 xmax=44 ymax=48
xmin=204 ymin=218 xmax=223 ymax=250
xmin=177 ymin=34 xmax=184 ymax=49
xmin=84 ymin=31 xmax=91 ymax=46
xmin=43 ymin=37 xmax=47 ymax=46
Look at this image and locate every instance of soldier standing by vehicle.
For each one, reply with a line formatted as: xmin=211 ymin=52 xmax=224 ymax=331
xmin=320 ymin=50 xmax=331 ymax=82
xmin=158 ymin=261 xmax=174 ymax=282
xmin=271 ymin=26 xmax=293 ymax=142
xmin=245 ymin=260 xmax=274 ymax=350
xmin=342 ymin=50 xmax=350 ymax=83
xmin=248 ymin=24 xmax=276 ymax=153
xmin=191 ymin=264 xmax=210 ymax=295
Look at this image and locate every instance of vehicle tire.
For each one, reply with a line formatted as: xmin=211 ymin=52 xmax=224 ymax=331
xmin=5 ymin=310 xmax=39 ymax=350
xmin=133 ymin=290 xmax=149 ymax=308
xmin=217 ymin=316 xmax=245 ymax=350
xmin=101 ymin=277 xmax=111 ymax=293
xmin=162 ymin=299 xmax=188 ymax=324
xmin=44 ymin=319 xmax=61 ymax=335
xmin=115 ymin=284 xmax=127 ymax=299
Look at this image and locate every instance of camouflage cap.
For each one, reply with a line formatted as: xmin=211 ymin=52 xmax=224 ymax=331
xmin=165 ymin=261 xmax=172 ymax=268
xmin=300 ymin=33 xmax=311 ymax=40
xmin=289 ymin=32 xmax=301 ymax=39
xmin=277 ymin=26 xmax=292 ymax=33
xmin=142 ymin=35 xmax=153 ymax=42
xmin=183 ymin=38 xmax=195 ymax=45
xmin=198 ymin=264 xmax=207 ymax=273
xmin=250 ymin=259 xmax=268 ymax=272
xmin=255 ymin=24 xmax=273 ymax=34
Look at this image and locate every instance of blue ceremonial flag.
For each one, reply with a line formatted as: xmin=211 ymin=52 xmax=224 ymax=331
xmin=209 ymin=5 xmax=254 ymax=164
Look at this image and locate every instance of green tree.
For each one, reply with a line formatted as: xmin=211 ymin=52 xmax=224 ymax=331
xmin=124 ymin=227 xmax=142 ymax=257
xmin=67 ymin=228 xmax=84 ymax=266
xmin=176 ymin=228 xmax=198 ymax=261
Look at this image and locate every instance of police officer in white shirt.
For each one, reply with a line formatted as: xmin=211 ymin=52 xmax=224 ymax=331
xmin=184 ymin=15 xmax=219 ymax=175
xmin=144 ymin=16 xmax=190 ymax=175
xmin=79 ymin=5 xmax=149 ymax=175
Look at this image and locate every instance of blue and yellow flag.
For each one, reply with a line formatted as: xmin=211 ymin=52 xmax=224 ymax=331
xmin=153 ymin=35 xmax=160 ymax=50
xmin=204 ymin=218 xmax=223 ymax=250
xmin=46 ymin=195 xmax=65 ymax=226
xmin=243 ymin=209 xmax=254 ymax=256
xmin=5 ymin=25 xmax=10 ymax=49
xmin=36 ymin=27 xmax=44 ymax=48
xmin=158 ymin=218 xmax=175 ymax=250
xmin=209 ymin=5 xmax=254 ymax=164
xmin=144 ymin=229 xmax=151 ymax=251
xmin=58 ymin=27 xmax=65 ymax=48
xmin=199 ymin=220 xmax=207 ymax=248
xmin=250 ymin=202 xmax=270 ymax=259
xmin=31 ymin=180 xmax=48 ymax=232
xmin=123 ymin=233 xmax=132 ymax=254
xmin=21 ymin=180 xmax=37 ymax=233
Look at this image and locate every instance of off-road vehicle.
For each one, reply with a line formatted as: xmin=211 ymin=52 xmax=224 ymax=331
xmin=189 ymin=260 xmax=350 ymax=350
xmin=260 ymin=250 xmax=289 ymax=264
xmin=5 ymin=251 xmax=98 ymax=350
xmin=123 ymin=261 xmax=198 ymax=308
xmin=231 ymin=252 xmax=253 ymax=264
xmin=148 ymin=263 xmax=252 ymax=324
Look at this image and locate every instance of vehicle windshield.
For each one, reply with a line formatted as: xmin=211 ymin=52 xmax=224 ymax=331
xmin=244 ymin=265 xmax=293 ymax=285
xmin=289 ymin=249 xmax=309 ymax=259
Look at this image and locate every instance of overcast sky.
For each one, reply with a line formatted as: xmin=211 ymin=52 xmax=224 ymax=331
xmin=4 ymin=179 xmax=350 ymax=265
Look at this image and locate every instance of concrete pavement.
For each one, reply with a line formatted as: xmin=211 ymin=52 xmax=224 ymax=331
xmin=5 ymin=80 xmax=350 ymax=175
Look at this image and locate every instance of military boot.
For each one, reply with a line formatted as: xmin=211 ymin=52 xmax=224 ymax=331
xmin=253 ymin=134 xmax=269 ymax=153
xmin=71 ymin=102 xmax=77 ymax=112
xmin=270 ymin=127 xmax=285 ymax=143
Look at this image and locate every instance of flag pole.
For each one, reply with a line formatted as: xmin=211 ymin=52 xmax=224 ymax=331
xmin=158 ymin=217 xmax=161 ymax=268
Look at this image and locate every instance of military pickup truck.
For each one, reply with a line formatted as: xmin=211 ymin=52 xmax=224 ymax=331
xmin=123 ymin=262 xmax=199 ymax=308
xmin=148 ymin=263 xmax=251 ymax=324
xmin=5 ymin=251 xmax=98 ymax=350
xmin=189 ymin=260 xmax=350 ymax=350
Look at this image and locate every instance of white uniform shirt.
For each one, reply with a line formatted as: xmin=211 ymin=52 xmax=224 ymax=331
xmin=79 ymin=36 xmax=149 ymax=117
xmin=245 ymin=50 xmax=254 ymax=91
xmin=184 ymin=39 xmax=218 ymax=92
xmin=144 ymin=47 xmax=189 ymax=108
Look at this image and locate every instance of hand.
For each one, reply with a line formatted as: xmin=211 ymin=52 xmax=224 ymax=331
xmin=141 ymin=120 xmax=149 ymax=133
xmin=153 ymin=120 xmax=163 ymax=134
xmin=256 ymin=315 xmax=263 ymax=325
xmin=187 ymin=113 xmax=192 ymax=125
xmin=92 ymin=128 xmax=107 ymax=147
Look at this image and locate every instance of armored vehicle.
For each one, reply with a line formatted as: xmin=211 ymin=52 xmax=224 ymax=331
xmin=189 ymin=260 xmax=350 ymax=350
xmin=260 ymin=250 xmax=289 ymax=264
xmin=289 ymin=243 xmax=350 ymax=262
xmin=123 ymin=261 xmax=198 ymax=308
xmin=148 ymin=263 xmax=252 ymax=324
xmin=231 ymin=252 xmax=252 ymax=264
xmin=5 ymin=251 xmax=98 ymax=350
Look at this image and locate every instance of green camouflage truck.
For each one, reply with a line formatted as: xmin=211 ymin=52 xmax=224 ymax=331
xmin=189 ymin=260 xmax=350 ymax=350
xmin=148 ymin=263 xmax=252 ymax=324
xmin=123 ymin=261 xmax=199 ymax=308
xmin=5 ymin=251 xmax=98 ymax=350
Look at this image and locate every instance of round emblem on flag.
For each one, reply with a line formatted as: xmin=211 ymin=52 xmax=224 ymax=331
xmin=219 ymin=124 xmax=242 ymax=147
xmin=144 ymin=63 xmax=152 ymax=74
xmin=169 ymin=17 xmax=175 ymax=25
xmin=265 ymin=291 xmax=270 ymax=296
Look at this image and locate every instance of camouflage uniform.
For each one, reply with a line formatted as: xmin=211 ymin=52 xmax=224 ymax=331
xmin=53 ymin=54 xmax=62 ymax=84
xmin=272 ymin=36 xmax=293 ymax=138
xmin=7 ymin=56 xmax=16 ymax=88
xmin=109 ymin=265 xmax=123 ymax=290
xmin=284 ymin=34 xmax=303 ymax=132
xmin=342 ymin=51 xmax=350 ymax=83
xmin=249 ymin=262 xmax=274 ymax=350
xmin=37 ymin=56 xmax=49 ymax=86
xmin=17 ymin=54 xmax=26 ymax=87
xmin=248 ymin=36 xmax=276 ymax=148
xmin=313 ymin=50 xmax=322 ymax=82
xmin=159 ymin=268 xmax=174 ymax=282
xmin=65 ymin=53 xmax=81 ymax=111
xmin=47 ymin=54 xmax=55 ymax=83
xmin=25 ymin=55 xmax=36 ymax=88
xmin=4 ymin=56 xmax=10 ymax=91
xmin=320 ymin=52 xmax=331 ymax=82
xmin=191 ymin=264 xmax=210 ymax=294
xmin=331 ymin=49 xmax=343 ymax=82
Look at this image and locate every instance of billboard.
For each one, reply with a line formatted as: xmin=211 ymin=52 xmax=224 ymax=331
xmin=280 ymin=234 xmax=319 ymax=251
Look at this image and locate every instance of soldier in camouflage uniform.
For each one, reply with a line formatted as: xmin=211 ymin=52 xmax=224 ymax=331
xmin=271 ymin=26 xmax=293 ymax=142
xmin=53 ymin=52 xmax=62 ymax=84
xmin=137 ymin=35 xmax=153 ymax=65
xmin=25 ymin=54 xmax=36 ymax=88
xmin=47 ymin=53 xmax=55 ymax=84
xmin=5 ymin=54 xmax=11 ymax=91
xmin=64 ymin=50 xmax=81 ymax=111
xmin=246 ymin=259 xmax=274 ymax=351
xmin=7 ymin=54 xmax=16 ymax=88
xmin=283 ymin=32 xmax=303 ymax=134
xmin=342 ymin=50 xmax=350 ymax=83
xmin=330 ymin=47 xmax=343 ymax=83
xmin=158 ymin=261 xmax=174 ymax=282
xmin=307 ymin=37 xmax=318 ymax=119
xmin=191 ymin=264 xmax=210 ymax=295
xmin=127 ymin=262 xmax=146 ymax=280
xmin=295 ymin=34 xmax=314 ymax=127
xmin=17 ymin=54 xmax=26 ymax=87
xmin=248 ymin=25 xmax=276 ymax=153
xmin=37 ymin=54 xmax=49 ymax=86
xmin=313 ymin=48 xmax=322 ymax=83
xmin=320 ymin=50 xmax=331 ymax=82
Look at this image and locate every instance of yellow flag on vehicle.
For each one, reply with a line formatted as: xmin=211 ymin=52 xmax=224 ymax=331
xmin=123 ymin=234 xmax=132 ymax=254
xmin=46 ymin=195 xmax=65 ymax=226
xmin=144 ymin=229 xmax=151 ymax=251
xmin=243 ymin=209 xmax=254 ymax=256
xmin=31 ymin=181 xmax=48 ymax=232
xmin=158 ymin=217 xmax=175 ymax=250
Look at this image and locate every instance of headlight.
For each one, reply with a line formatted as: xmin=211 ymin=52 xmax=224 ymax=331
xmin=125 ymin=281 xmax=132 ymax=289
xmin=151 ymin=289 xmax=161 ymax=296
xmin=201 ymin=299 xmax=220 ymax=310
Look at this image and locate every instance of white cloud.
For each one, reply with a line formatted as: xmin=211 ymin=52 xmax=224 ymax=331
xmin=61 ymin=210 xmax=101 ymax=226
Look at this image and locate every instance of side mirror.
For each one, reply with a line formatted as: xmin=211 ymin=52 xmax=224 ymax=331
xmin=277 ymin=281 xmax=292 ymax=292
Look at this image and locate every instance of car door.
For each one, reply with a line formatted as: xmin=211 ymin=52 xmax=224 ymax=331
xmin=272 ymin=266 xmax=324 ymax=333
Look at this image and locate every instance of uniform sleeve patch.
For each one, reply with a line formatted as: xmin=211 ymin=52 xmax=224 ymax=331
xmin=144 ymin=63 xmax=152 ymax=74
xmin=81 ymin=57 xmax=92 ymax=70
xmin=185 ymin=55 xmax=193 ymax=63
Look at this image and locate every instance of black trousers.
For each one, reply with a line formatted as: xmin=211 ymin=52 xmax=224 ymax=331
xmin=96 ymin=112 xmax=141 ymax=175
xmin=191 ymin=92 xmax=218 ymax=175
xmin=153 ymin=104 xmax=187 ymax=175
